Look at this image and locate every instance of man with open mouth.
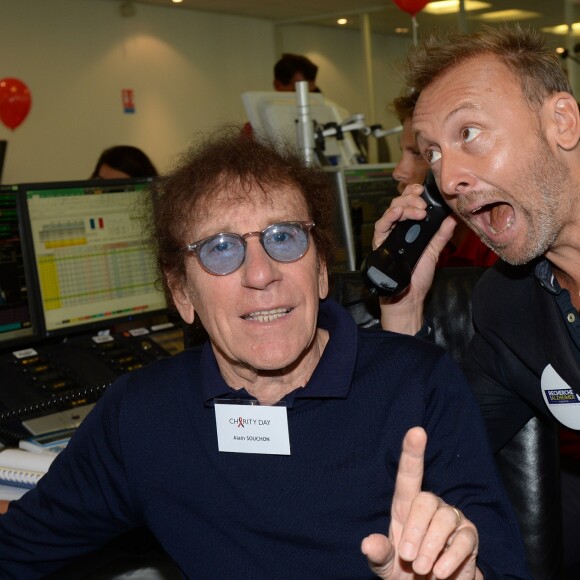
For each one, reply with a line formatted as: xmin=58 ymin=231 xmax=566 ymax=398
xmin=374 ymin=23 xmax=580 ymax=577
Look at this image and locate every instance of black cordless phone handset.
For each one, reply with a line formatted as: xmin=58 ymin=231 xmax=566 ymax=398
xmin=362 ymin=171 xmax=451 ymax=297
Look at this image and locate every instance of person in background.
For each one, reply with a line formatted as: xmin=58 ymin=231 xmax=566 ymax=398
xmin=0 ymin=128 xmax=529 ymax=579
xmin=390 ymin=92 xmax=497 ymax=268
xmin=91 ymin=145 xmax=158 ymax=179
xmin=374 ymin=24 xmax=580 ymax=575
xmin=273 ymin=53 xmax=321 ymax=93
xmin=242 ymin=53 xmax=322 ymax=138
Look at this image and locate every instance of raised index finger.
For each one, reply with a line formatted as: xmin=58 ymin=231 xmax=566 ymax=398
xmin=392 ymin=427 xmax=427 ymax=519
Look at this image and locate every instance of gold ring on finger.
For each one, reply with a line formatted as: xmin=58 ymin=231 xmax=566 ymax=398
xmin=449 ymin=505 xmax=462 ymax=528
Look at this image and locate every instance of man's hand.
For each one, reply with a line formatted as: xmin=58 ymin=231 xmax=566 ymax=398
xmin=372 ymin=184 xmax=456 ymax=335
xmin=0 ymin=500 xmax=10 ymax=514
xmin=361 ymin=427 xmax=482 ymax=579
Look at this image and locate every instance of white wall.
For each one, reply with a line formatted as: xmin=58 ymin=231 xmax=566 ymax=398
xmin=0 ymin=0 xmax=409 ymax=183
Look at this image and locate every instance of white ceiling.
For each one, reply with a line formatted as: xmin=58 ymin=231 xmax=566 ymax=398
xmin=104 ymin=0 xmax=580 ymax=42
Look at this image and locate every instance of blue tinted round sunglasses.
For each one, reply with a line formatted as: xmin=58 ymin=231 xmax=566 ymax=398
xmin=183 ymin=221 xmax=315 ymax=276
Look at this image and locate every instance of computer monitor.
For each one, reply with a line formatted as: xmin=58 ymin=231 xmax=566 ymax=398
xmin=0 ymin=140 xmax=7 ymax=184
xmin=21 ymin=178 xmax=168 ymax=337
xmin=242 ymin=91 xmax=363 ymax=166
xmin=0 ymin=184 xmax=42 ymax=348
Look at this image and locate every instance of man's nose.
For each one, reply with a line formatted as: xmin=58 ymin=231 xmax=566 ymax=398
xmin=439 ymin=153 xmax=475 ymax=196
xmin=239 ymin=237 xmax=281 ymax=289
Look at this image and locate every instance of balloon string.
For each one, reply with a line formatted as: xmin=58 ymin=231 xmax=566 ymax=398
xmin=412 ymin=15 xmax=418 ymax=46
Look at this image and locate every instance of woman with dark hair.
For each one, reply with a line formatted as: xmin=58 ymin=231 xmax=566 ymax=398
xmin=91 ymin=145 xmax=158 ymax=179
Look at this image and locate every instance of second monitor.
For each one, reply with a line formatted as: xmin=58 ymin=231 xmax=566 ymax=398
xmin=21 ymin=178 xmax=168 ymax=337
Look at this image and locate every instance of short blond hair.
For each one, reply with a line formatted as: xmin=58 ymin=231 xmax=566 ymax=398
xmin=405 ymin=24 xmax=572 ymax=111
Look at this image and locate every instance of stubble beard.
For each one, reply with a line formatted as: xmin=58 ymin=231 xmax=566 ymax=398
xmin=467 ymin=131 xmax=571 ymax=266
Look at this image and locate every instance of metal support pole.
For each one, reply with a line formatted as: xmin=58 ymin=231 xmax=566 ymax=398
xmin=295 ymin=81 xmax=317 ymax=166
xmin=457 ymin=0 xmax=468 ymax=33
xmin=565 ymin=0 xmax=577 ymax=94
xmin=360 ymin=13 xmax=377 ymax=163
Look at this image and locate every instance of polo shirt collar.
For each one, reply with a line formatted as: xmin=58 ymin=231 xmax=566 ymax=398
xmin=200 ymin=298 xmax=358 ymax=408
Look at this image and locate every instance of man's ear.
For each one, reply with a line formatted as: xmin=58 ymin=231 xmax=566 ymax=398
xmin=546 ymin=92 xmax=580 ymax=151
xmin=318 ymin=261 xmax=329 ymax=300
xmin=166 ymin=273 xmax=195 ymax=324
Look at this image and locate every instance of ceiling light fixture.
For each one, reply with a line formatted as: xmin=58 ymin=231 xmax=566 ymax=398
xmin=477 ymin=10 xmax=540 ymax=22
xmin=542 ymin=23 xmax=580 ymax=35
xmin=337 ymin=18 xmax=348 ymax=25
xmin=423 ymin=0 xmax=491 ymax=15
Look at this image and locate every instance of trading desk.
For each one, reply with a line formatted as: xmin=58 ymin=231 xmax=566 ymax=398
xmin=0 ymin=317 xmax=186 ymax=444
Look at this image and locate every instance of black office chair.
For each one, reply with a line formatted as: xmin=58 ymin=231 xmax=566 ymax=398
xmin=331 ymin=268 xmax=564 ymax=579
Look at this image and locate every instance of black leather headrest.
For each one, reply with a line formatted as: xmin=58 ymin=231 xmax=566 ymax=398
xmin=329 ymin=267 xmax=485 ymax=364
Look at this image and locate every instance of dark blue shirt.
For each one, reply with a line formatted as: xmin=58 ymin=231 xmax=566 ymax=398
xmin=535 ymin=258 xmax=580 ymax=362
xmin=0 ymin=299 xmax=529 ymax=579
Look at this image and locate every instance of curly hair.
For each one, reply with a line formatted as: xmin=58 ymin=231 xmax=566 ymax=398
xmin=405 ymin=24 xmax=572 ymax=112
xmin=145 ymin=126 xmax=336 ymax=308
xmin=391 ymin=90 xmax=420 ymax=124
xmin=274 ymin=54 xmax=318 ymax=85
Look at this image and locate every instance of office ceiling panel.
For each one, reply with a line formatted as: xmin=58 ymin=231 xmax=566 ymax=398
xmin=104 ymin=0 xmax=580 ymax=42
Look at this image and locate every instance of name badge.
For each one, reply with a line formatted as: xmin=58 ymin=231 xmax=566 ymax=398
xmin=541 ymin=364 xmax=580 ymax=430
xmin=214 ymin=399 xmax=290 ymax=455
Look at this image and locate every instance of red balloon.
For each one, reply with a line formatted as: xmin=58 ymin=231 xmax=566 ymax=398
xmin=0 ymin=78 xmax=32 ymax=130
xmin=393 ymin=0 xmax=430 ymax=16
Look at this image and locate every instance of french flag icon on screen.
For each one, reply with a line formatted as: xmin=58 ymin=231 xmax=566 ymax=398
xmin=89 ymin=217 xmax=104 ymax=229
